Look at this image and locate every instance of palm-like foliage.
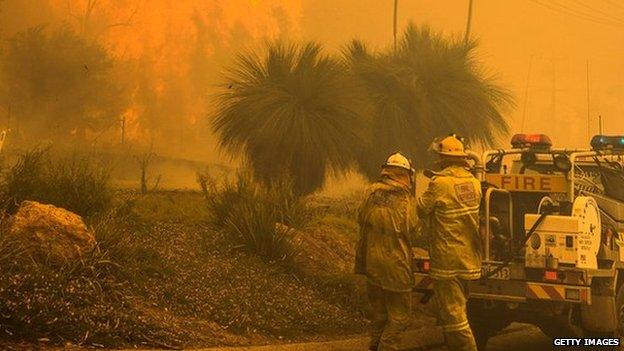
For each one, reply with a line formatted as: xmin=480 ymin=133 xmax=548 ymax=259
xmin=345 ymin=24 xmax=514 ymax=178
xmin=213 ymin=42 xmax=366 ymax=195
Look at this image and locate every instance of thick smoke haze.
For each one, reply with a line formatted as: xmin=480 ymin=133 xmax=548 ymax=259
xmin=0 ymin=0 xmax=298 ymax=164
xmin=301 ymin=0 xmax=624 ymax=148
xmin=1 ymin=0 xmax=622 ymax=164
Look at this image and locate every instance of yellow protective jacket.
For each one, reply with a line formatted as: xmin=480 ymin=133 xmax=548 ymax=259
xmin=417 ymin=165 xmax=482 ymax=280
xmin=355 ymin=178 xmax=417 ymax=292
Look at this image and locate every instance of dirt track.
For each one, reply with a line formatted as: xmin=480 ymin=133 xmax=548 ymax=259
xmin=430 ymin=324 xmax=552 ymax=351
xmin=170 ymin=324 xmax=548 ymax=351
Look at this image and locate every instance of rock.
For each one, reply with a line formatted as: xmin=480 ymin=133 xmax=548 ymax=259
xmin=9 ymin=201 xmax=96 ymax=263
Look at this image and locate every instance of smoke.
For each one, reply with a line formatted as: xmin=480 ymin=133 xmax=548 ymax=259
xmin=298 ymin=0 xmax=624 ymax=148
xmin=0 ymin=0 xmax=300 ymax=163
xmin=1 ymin=0 xmax=622 ymax=163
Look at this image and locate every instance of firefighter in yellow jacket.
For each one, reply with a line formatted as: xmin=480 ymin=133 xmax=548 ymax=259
xmin=356 ymin=152 xmax=417 ymax=351
xmin=417 ymin=135 xmax=482 ymax=351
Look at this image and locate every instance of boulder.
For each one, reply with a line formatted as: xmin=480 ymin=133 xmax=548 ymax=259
xmin=9 ymin=201 xmax=96 ymax=263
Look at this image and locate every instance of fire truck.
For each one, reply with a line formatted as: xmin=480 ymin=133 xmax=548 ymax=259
xmin=413 ymin=134 xmax=624 ymax=349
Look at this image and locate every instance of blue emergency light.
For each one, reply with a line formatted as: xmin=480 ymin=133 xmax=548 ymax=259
xmin=590 ymin=135 xmax=624 ymax=150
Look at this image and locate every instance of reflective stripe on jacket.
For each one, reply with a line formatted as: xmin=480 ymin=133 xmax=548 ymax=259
xmin=417 ymin=166 xmax=482 ymax=280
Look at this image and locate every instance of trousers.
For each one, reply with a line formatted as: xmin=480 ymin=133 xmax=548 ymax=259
xmin=367 ymin=282 xmax=412 ymax=351
xmin=432 ymin=277 xmax=477 ymax=351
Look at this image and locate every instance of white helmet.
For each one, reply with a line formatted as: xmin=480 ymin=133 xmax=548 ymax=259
xmin=383 ymin=152 xmax=414 ymax=173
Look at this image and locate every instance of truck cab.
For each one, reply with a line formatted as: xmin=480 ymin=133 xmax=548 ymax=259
xmin=412 ymin=134 xmax=624 ymax=350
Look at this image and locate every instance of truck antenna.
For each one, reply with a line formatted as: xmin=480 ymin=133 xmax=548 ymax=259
xmin=599 ymin=115 xmax=603 ymax=135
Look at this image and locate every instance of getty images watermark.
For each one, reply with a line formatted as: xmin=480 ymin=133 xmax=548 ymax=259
xmin=553 ymin=338 xmax=620 ymax=347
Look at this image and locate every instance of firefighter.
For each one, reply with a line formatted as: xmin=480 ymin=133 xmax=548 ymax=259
xmin=417 ymin=135 xmax=482 ymax=351
xmin=355 ymin=152 xmax=417 ymax=351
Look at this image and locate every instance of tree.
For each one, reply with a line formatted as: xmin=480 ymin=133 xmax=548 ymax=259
xmin=2 ymin=26 xmax=129 ymax=142
xmin=66 ymin=0 xmax=140 ymax=40
xmin=213 ymin=41 xmax=366 ymax=195
xmin=346 ymin=24 xmax=514 ymax=178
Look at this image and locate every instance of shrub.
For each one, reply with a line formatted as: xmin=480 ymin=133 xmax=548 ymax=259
xmin=198 ymin=171 xmax=305 ymax=263
xmin=199 ymin=171 xmax=309 ymax=229
xmin=1 ymin=147 xmax=47 ymax=212
xmin=265 ymin=176 xmax=310 ymax=229
xmin=45 ymin=153 xmax=112 ymax=216
xmin=2 ymin=147 xmax=113 ymax=217
xmin=212 ymin=41 xmax=367 ymax=195
xmin=225 ymin=201 xmax=299 ymax=263
xmin=89 ymin=208 xmax=140 ymax=271
xmin=345 ymin=25 xmax=512 ymax=177
xmin=198 ymin=171 xmax=257 ymax=228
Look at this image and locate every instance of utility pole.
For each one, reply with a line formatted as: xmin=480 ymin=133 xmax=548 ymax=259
xmin=599 ymin=115 xmax=603 ymax=135
xmin=393 ymin=0 xmax=399 ymax=50
xmin=120 ymin=115 xmax=126 ymax=145
xmin=586 ymin=59 xmax=591 ymax=140
xmin=464 ymin=0 xmax=474 ymax=44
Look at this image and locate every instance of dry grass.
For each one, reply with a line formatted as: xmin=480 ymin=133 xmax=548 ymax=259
xmin=0 ymin=189 xmax=371 ymax=348
xmin=136 ymin=222 xmax=367 ymax=339
xmin=0 ymin=178 xmax=381 ymax=349
xmin=129 ymin=190 xmax=208 ymax=223
xmin=0 ymin=211 xmax=166 ymax=347
xmin=1 ymin=147 xmax=112 ymax=217
xmin=0 ymin=145 xmax=373 ymax=348
xmin=198 ymin=172 xmax=307 ymax=265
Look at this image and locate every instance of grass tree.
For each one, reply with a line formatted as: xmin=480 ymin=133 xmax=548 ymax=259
xmin=345 ymin=24 xmax=514 ymax=178
xmin=213 ymin=42 xmax=366 ymax=195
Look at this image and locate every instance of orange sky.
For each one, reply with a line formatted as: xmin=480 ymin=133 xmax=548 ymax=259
xmin=300 ymin=0 xmax=624 ymax=148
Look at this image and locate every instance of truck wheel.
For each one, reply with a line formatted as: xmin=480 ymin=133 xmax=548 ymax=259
xmin=537 ymin=321 xmax=583 ymax=339
xmin=587 ymin=283 xmax=624 ymax=350
xmin=472 ymin=323 xmax=492 ymax=351
xmin=614 ymin=282 xmax=624 ymax=350
xmin=468 ymin=300 xmax=511 ymax=351
xmin=580 ymin=285 xmax=624 ymax=351
xmin=536 ymin=306 xmax=584 ymax=338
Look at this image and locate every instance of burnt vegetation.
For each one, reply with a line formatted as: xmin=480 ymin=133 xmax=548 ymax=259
xmin=0 ymin=149 xmax=369 ymax=348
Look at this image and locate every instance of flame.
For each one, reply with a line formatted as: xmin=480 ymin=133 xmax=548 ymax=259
xmin=44 ymin=0 xmax=301 ymax=58
xmin=35 ymin=1 xmax=302 ymax=145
